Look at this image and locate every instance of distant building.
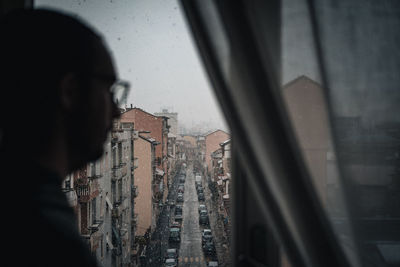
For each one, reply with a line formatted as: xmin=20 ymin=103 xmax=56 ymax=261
xmin=197 ymin=135 xmax=206 ymax=162
xmin=210 ymin=147 xmax=223 ymax=181
xmin=167 ymin=133 xmax=179 ymax=181
xmin=155 ymin=109 xmax=178 ymax=136
xmin=212 ymin=139 xmax=232 ymax=243
xmin=183 ymin=135 xmax=197 ymax=148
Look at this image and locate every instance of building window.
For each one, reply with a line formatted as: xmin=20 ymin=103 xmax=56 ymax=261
xmin=112 ymin=144 xmax=117 ymax=168
xmin=100 ymin=195 xmax=104 ymax=218
xmin=101 ymin=235 xmax=104 ymax=258
xmin=118 ymin=142 xmax=123 ymax=165
xmin=91 ymin=198 xmax=97 ymax=224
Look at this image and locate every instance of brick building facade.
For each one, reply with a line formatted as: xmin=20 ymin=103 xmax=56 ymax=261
xmin=205 ymin=130 xmax=230 ymax=173
xmin=120 ymin=108 xmax=170 ymax=203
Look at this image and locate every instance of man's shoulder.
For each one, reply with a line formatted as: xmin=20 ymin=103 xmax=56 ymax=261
xmin=2 ymin=165 xmax=99 ymax=266
xmin=5 ymin=203 xmax=99 ymax=267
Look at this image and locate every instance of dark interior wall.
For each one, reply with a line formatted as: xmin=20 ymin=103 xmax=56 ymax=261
xmin=0 ymin=0 xmax=32 ymax=15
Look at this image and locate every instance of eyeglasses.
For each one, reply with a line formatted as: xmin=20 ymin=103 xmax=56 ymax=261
xmin=82 ymin=73 xmax=131 ymax=108
xmin=110 ymin=80 xmax=130 ymax=108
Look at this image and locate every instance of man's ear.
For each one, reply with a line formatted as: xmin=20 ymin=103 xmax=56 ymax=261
xmin=59 ymin=73 xmax=80 ymax=111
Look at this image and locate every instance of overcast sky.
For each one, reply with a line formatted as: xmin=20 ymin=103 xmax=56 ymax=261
xmin=36 ymin=0 xmax=228 ymax=133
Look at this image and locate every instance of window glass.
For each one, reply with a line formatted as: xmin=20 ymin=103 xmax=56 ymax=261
xmin=282 ymin=0 xmax=400 ymax=266
xmin=35 ymin=1 xmax=230 ymax=266
xmin=281 ymin=3 xmax=357 ymax=263
xmin=313 ymin=1 xmax=400 ymax=266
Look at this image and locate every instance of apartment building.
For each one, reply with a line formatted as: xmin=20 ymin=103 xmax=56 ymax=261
xmin=196 ymin=135 xmax=206 ymax=162
xmin=110 ymin=125 xmax=135 ymax=266
xmin=282 ymin=75 xmax=333 ymax=203
xmin=63 ymin=121 xmax=137 ymax=267
xmin=219 ymin=139 xmax=231 ymax=216
xmin=155 ymin=108 xmax=178 ymax=136
xmin=205 ymin=130 xmax=230 ymax=174
xmin=167 ymin=133 xmax=177 ymax=181
xmin=182 ymin=135 xmax=197 ymax=148
xmin=121 ymin=108 xmax=169 ymax=203
xmin=133 ymin=135 xmax=158 ymax=237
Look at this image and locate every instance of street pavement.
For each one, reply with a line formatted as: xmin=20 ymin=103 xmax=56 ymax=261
xmin=179 ymin=164 xmax=207 ymax=267
xmin=145 ymin=162 xmax=214 ymax=267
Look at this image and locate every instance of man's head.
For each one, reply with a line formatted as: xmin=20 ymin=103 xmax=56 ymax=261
xmin=0 ymin=9 xmax=120 ymax=171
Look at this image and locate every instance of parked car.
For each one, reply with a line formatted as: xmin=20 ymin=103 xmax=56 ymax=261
xmin=165 ymin=248 xmax=178 ymax=260
xmin=169 ymin=227 xmax=181 ymax=243
xmin=199 ymin=210 xmax=209 ymax=225
xmin=198 ymin=204 xmax=207 ymax=213
xmin=175 ymin=214 xmax=183 ymax=221
xmin=202 ymin=229 xmax=212 ymax=238
xmin=171 ymin=221 xmax=181 ymax=229
xmin=195 ymin=175 xmax=202 ymax=184
xmin=178 ymin=184 xmax=184 ymax=193
xmin=208 ymin=261 xmax=219 ymax=267
xmin=198 ymin=192 xmax=205 ymax=201
xmin=202 ymin=240 xmax=216 ymax=256
xmin=177 ymin=193 xmax=184 ymax=202
xmin=168 ymin=200 xmax=175 ymax=208
xmin=179 ymin=175 xmax=185 ymax=183
xmin=202 ymin=229 xmax=213 ymax=244
xmin=175 ymin=205 xmax=183 ymax=215
xmin=196 ymin=186 xmax=204 ymax=194
xmin=164 ymin=258 xmax=177 ymax=267
xmin=195 ymin=181 xmax=202 ymax=189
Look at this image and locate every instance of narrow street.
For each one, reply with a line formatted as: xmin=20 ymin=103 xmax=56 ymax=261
xmin=145 ymin=160 xmax=222 ymax=266
xmin=179 ymin=163 xmax=207 ymax=267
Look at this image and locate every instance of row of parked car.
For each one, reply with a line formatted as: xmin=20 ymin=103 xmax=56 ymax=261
xmin=165 ymin=169 xmax=187 ymax=267
xmin=196 ymin=175 xmax=208 ymax=225
xmin=165 ymin=167 xmax=218 ymax=266
xmin=196 ymin=174 xmax=218 ymax=266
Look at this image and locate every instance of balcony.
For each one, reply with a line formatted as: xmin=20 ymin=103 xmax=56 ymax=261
xmin=88 ymin=174 xmax=102 ymax=180
xmin=112 ymin=207 xmax=121 ymax=218
xmin=76 ymin=184 xmax=90 ymax=203
xmin=88 ymin=220 xmax=103 ymax=234
xmin=132 ymin=214 xmax=138 ymax=226
xmin=111 ymin=168 xmax=122 ymax=181
xmin=112 ymin=163 xmax=121 ymax=170
xmin=121 ymin=165 xmax=128 ymax=177
xmin=114 ymin=196 xmax=122 ymax=206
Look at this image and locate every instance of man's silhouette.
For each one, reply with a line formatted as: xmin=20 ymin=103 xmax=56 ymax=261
xmin=0 ymin=9 xmax=122 ymax=266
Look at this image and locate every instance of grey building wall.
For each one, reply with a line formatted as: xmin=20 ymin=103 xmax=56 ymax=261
xmin=93 ymin=137 xmax=114 ymax=267
xmin=91 ymin=125 xmax=136 ymax=267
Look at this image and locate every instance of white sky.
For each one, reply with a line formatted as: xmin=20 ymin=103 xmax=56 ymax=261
xmin=35 ymin=0 xmax=228 ymax=133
